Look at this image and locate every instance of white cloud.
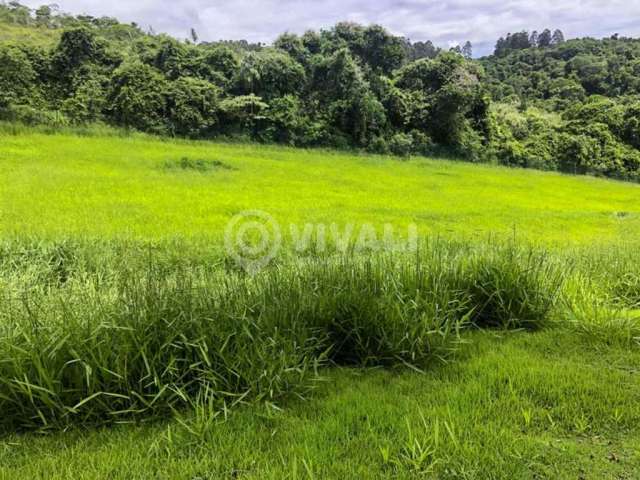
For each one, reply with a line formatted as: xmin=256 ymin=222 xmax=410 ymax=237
xmin=20 ymin=0 xmax=640 ymax=55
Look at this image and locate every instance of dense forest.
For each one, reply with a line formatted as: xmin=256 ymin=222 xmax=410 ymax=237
xmin=1 ymin=1 xmax=639 ymax=180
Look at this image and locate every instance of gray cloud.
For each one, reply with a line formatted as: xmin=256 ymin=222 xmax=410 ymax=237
xmin=21 ymin=0 xmax=640 ymax=55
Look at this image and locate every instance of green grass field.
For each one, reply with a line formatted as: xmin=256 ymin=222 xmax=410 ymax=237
xmin=1 ymin=128 xmax=639 ymax=479
xmin=1 ymin=129 xmax=639 ymax=242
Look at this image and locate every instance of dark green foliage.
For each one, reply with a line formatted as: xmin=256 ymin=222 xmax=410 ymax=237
xmin=394 ymin=52 xmax=488 ymax=146
xmin=0 ymin=45 xmax=36 ymax=110
xmin=61 ymin=71 xmax=109 ymax=123
xmin=1 ymin=2 xmax=640 ymax=180
xmin=483 ymin=36 xmax=640 ymax=102
xmin=162 ymin=157 xmax=236 ymax=172
xmin=108 ymin=61 xmax=168 ymax=133
xmin=489 ymin=99 xmax=640 ymax=180
xmin=200 ymin=45 xmax=239 ymax=87
xmin=234 ymin=50 xmax=306 ymax=100
xmin=482 ymin=33 xmax=640 ymax=180
xmin=262 ymin=95 xmax=308 ymax=144
xmin=51 ymin=27 xmax=117 ymax=95
xmin=165 ymin=77 xmax=220 ymax=137
xmin=309 ymin=48 xmax=387 ymax=146
xmin=388 ymin=133 xmax=414 ymax=157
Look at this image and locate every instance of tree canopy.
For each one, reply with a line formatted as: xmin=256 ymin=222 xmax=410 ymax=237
xmin=1 ymin=2 xmax=639 ymax=181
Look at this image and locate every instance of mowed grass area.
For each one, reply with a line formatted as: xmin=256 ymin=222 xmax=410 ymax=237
xmin=1 ymin=128 xmax=640 ymax=479
xmin=1 ymin=129 xmax=640 ymax=242
xmin=2 ymin=330 xmax=640 ymax=479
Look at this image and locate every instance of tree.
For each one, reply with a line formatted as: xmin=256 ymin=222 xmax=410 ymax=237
xmin=51 ymin=27 xmax=114 ymax=94
xmin=35 ymin=5 xmax=53 ymax=27
xmin=462 ymin=41 xmax=473 ymax=59
xmin=301 ymin=30 xmax=322 ymax=55
xmin=361 ymin=25 xmax=406 ymax=74
xmin=538 ymin=29 xmax=552 ymax=48
xmin=408 ymin=40 xmax=439 ymax=60
xmin=0 ymin=45 xmax=37 ymax=111
xmin=61 ymin=72 xmax=109 ymax=123
xmin=234 ymin=50 xmax=305 ymax=100
xmin=394 ymin=52 xmax=488 ymax=147
xmin=494 ymin=32 xmax=531 ymax=56
xmin=274 ymin=33 xmax=309 ymax=64
xmin=310 ymin=48 xmax=386 ymax=145
xmin=190 ymin=28 xmax=198 ymax=44
xmin=201 ymin=45 xmax=239 ymax=85
xmin=152 ymin=37 xmax=189 ymax=79
xmin=108 ymin=61 xmax=168 ymax=133
xmin=263 ymin=94 xmax=307 ymax=144
xmin=6 ymin=1 xmax=31 ymax=25
xmin=165 ymin=77 xmax=220 ymax=136
xmin=551 ymin=29 xmax=565 ymax=45
xmin=494 ymin=37 xmax=507 ymax=57
xmin=219 ymin=94 xmax=268 ymax=134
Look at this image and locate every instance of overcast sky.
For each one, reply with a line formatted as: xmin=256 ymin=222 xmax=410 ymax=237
xmin=21 ymin=0 xmax=640 ymax=56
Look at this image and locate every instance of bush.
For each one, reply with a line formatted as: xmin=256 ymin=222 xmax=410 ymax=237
xmin=367 ymin=135 xmax=390 ymax=154
xmin=61 ymin=72 xmax=109 ymax=124
xmin=389 ymin=132 xmax=413 ymax=157
xmin=2 ymin=105 xmax=70 ymax=127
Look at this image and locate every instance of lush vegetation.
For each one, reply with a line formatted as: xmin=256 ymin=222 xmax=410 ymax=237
xmin=0 ymin=239 xmax=564 ymax=431
xmin=2 ymin=2 xmax=639 ymax=182
xmin=1 ymin=128 xmax=639 ymax=476
xmin=1 ymin=2 xmax=640 ymax=476
xmin=482 ymin=33 xmax=640 ymax=180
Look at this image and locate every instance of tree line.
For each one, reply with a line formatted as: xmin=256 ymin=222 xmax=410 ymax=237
xmin=1 ymin=1 xmax=640 ymax=180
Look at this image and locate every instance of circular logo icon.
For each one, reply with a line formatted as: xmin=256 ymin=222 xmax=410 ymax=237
xmin=224 ymin=210 xmax=281 ymax=273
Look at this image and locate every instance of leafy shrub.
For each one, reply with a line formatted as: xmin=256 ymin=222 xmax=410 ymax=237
xmin=61 ymin=72 xmax=110 ymax=124
xmin=367 ymin=136 xmax=390 ymax=154
xmin=3 ymin=105 xmax=70 ymax=127
xmin=389 ymin=132 xmax=413 ymax=157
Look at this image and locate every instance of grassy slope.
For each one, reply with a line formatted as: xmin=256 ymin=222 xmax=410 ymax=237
xmin=1 ymin=129 xmax=639 ymax=478
xmin=0 ymin=23 xmax=60 ymax=46
xmin=1 ymin=130 xmax=640 ymax=243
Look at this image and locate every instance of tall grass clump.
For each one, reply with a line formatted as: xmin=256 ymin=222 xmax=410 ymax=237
xmin=0 ymin=239 xmax=565 ymax=431
xmin=559 ymin=244 xmax=640 ymax=347
xmin=463 ymin=246 xmax=565 ymax=330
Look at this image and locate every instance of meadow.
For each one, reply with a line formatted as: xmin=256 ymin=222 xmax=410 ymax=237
xmin=1 ymin=127 xmax=640 ymax=242
xmin=1 ymin=128 xmax=640 ymax=478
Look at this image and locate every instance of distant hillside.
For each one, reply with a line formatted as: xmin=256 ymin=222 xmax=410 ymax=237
xmin=481 ymin=36 xmax=640 ymax=104
xmin=0 ymin=21 xmax=60 ymax=46
xmin=0 ymin=2 xmax=146 ymax=50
